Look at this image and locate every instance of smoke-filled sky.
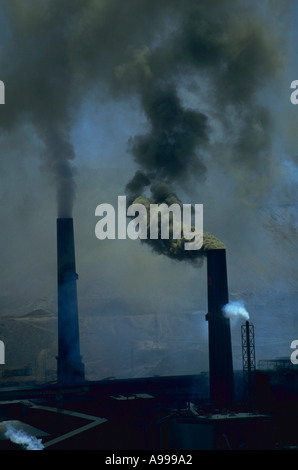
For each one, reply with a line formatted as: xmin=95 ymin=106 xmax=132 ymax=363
xmin=0 ymin=0 xmax=297 ymax=374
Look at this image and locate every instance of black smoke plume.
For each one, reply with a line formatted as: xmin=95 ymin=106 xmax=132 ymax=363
xmin=120 ymin=0 xmax=287 ymax=261
xmin=127 ymin=86 xmax=209 ymax=195
xmin=0 ymin=0 xmax=289 ymax=231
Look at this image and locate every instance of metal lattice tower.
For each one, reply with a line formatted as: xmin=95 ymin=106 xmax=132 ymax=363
xmin=241 ymin=321 xmax=256 ymax=410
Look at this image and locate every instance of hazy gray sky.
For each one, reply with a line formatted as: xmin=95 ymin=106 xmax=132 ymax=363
xmin=0 ymin=1 xmax=297 ymax=373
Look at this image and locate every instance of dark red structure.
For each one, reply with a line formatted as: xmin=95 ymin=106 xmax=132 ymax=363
xmin=205 ymin=249 xmax=234 ymax=408
xmin=56 ymin=218 xmax=85 ymax=385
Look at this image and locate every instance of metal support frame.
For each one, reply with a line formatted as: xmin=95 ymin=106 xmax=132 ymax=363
xmin=241 ymin=321 xmax=256 ymax=410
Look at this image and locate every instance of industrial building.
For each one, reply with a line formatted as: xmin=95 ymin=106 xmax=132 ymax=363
xmin=0 ymin=217 xmax=297 ymax=451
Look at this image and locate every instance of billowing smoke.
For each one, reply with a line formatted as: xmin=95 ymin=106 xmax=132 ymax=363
xmin=0 ymin=1 xmax=289 ymax=230
xmin=0 ymin=2 xmax=83 ymax=217
xmin=223 ymin=300 xmax=250 ymax=322
xmin=125 ymin=87 xmax=212 ymax=261
xmin=121 ymin=1 xmax=288 ymax=261
xmin=126 ymin=86 xmax=209 ymax=202
xmin=131 ymin=182 xmax=225 ymax=265
xmin=4 ymin=423 xmax=44 ymax=450
xmin=40 ymin=127 xmax=76 ymax=218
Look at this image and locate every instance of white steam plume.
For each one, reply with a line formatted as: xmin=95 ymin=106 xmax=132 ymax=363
xmin=223 ymin=300 xmax=249 ymax=322
xmin=5 ymin=423 xmax=44 ymax=450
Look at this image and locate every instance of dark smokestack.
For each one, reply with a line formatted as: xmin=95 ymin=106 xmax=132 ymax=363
xmin=205 ymin=249 xmax=234 ymax=408
xmin=57 ymin=218 xmax=85 ymax=385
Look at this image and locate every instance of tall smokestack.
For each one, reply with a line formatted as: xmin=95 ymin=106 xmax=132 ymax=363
xmin=205 ymin=249 xmax=234 ymax=408
xmin=57 ymin=218 xmax=85 ymax=385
